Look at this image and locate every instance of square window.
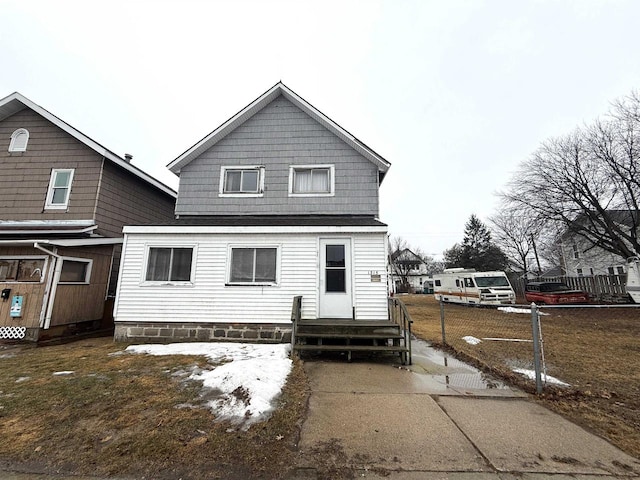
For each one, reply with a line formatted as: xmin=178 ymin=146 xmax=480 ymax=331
xmin=229 ymin=247 xmax=277 ymax=284
xmin=45 ymin=169 xmax=74 ymax=209
xmin=60 ymin=259 xmax=91 ymax=283
xmin=146 ymin=247 xmax=193 ymax=282
xmin=289 ymin=165 xmax=334 ymax=195
xmin=221 ymin=167 xmax=263 ymax=195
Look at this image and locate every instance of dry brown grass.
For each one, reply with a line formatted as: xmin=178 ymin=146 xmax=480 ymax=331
xmin=403 ymin=294 xmax=640 ymax=460
xmin=0 ymin=338 xmax=309 ymax=479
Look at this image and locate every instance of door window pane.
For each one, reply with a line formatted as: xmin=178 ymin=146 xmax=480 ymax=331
xmin=326 ymin=269 xmax=346 ymax=292
xmin=326 ymin=245 xmax=345 ymax=267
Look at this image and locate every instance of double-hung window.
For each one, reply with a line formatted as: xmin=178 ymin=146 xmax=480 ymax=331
xmin=289 ymin=165 xmax=334 ymax=196
xmin=145 ymin=247 xmax=194 ymax=283
xmin=220 ymin=166 xmax=264 ymax=196
xmin=45 ymin=169 xmax=74 ymax=209
xmin=229 ymin=247 xmax=278 ymax=284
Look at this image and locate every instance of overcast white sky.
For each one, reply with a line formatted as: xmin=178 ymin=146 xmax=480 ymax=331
xmin=2 ymin=0 xmax=639 ymax=257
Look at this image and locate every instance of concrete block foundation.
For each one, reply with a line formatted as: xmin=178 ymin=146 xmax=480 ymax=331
xmin=114 ymin=321 xmax=292 ymax=344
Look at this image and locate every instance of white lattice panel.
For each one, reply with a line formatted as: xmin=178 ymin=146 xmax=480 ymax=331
xmin=0 ymin=326 xmax=27 ymax=339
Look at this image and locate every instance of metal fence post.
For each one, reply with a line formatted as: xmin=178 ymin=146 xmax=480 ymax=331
xmin=531 ymin=302 xmax=543 ymax=394
xmin=440 ymin=299 xmax=446 ymax=345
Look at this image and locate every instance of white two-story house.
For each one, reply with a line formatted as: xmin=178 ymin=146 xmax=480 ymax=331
xmin=113 ymin=83 xmax=391 ymax=343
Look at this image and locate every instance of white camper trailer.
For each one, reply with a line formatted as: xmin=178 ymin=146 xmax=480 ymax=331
xmin=433 ymin=268 xmax=516 ymax=306
xmin=626 ymin=257 xmax=640 ymax=303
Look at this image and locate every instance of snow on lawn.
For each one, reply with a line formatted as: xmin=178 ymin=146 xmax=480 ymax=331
xmin=462 ymin=336 xmax=482 ymax=345
xmin=513 ymin=368 xmax=570 ymax=386
xmin=499 ymin=306 xmax=548 ymax=315
xmin=125 ymin=342 xmax=292 ymax=426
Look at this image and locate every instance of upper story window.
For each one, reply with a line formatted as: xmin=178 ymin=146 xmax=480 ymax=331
xmin=219 ymin=166 xmax=264 ymax=197
xmin=289 ymin=164 xmax=334 ymax=196
xmin=8 ymin=129 xmax=29 ymax=152
xmin=145 ymin=247 xmax=194 ymax=284
xmin=45 ymin=169 xmax=74 ymax=210
xmin=572 ymin=244 xmax=579 ymax=259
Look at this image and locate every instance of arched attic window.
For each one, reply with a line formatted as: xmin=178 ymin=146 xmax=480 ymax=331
xmin=9 ymin=128 xmax=29 ymax=152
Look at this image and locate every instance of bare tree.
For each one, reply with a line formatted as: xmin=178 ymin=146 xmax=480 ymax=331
xmin=490 ymin=207 xmax=545 ymax=275
xmin=501 ymin=91 xmax=640 ymax=260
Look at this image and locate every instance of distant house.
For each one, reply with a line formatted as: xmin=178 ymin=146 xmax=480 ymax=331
xmin=0 ymin=92 xmax=176 ymax=341
xmin=114 ymin=82 xmax=391 ymax=343
xmin=390 ymin=248 xmax=430 ymax=293
xmin=561 ymin=210 xmax=639 ymax=277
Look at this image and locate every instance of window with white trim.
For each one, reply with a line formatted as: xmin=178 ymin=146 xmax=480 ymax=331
xmin=572 ymin=244 xmax=579 ymax=259
xmin=229 ymin=247 xmax=277 ymax=284
xmin=8 ymin=129 xmax=29 ymax=152
xmin=59 ymin=258 xmax=92 ymax=284
xmin=220 ymin=166 xmax=264 ymax=196
xmin=289 ymin=165 xmax=334 ymax=195
xmin=45 ymin=169 xmax=74 ymax=209
xmin=0 ymin=257 xmax=46 ymax=282
xmin=145 ymin=247 xmax=194 ymax=283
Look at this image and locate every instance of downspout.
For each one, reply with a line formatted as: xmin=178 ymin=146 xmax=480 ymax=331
xmin=34 ymin=242 xmax=63 ymax=330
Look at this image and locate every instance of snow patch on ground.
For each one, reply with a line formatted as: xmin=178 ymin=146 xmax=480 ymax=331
xmin=125 ymin=343 xmax=292 ymax=427
xmin=513 ymin=368 xmax=570 ymax=386
xmin=499 ymin=307 xmax=549 ymax=315
xmin=462 ymin=336 xmax=482 ymax=345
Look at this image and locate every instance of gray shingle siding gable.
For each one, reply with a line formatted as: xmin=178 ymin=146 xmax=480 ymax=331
xmin=175 ymin=97 xmax=380 ymax=216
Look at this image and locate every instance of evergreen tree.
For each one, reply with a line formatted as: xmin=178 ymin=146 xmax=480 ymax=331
xmin=445 ymin=215 xmax=509 ymax=271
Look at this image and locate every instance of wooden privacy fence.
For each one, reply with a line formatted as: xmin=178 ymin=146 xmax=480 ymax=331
xmin=509 ymin=274 xmax=628 ymax=301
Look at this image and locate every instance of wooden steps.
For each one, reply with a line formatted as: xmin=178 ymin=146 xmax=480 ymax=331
xmin=292 ymin=318 xmax=410 ymax=364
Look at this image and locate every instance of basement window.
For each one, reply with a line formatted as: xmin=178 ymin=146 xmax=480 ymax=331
xmin=8 ymin=128 xmax=29 ymax=152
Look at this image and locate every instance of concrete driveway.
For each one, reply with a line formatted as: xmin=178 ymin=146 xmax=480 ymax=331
xmin=290 ymin=339 xmax=640 ymax=479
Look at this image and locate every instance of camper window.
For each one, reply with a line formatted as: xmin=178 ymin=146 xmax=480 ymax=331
xmin=475 ymin=276 xmax=510 ymax=287
xmin=464 ymin=278 xmax=474 ymax=288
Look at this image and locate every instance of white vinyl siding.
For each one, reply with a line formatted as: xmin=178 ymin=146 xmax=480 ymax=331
xmin=114 ymin=231 xmax=388 ymax=325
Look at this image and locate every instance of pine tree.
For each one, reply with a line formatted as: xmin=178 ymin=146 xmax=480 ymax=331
xmin=445 ymin=215 xmax=509 ymax=271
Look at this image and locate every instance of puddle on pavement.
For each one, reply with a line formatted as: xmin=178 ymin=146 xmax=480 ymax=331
xmin=407 ymin=338 xmax=514 ymax=392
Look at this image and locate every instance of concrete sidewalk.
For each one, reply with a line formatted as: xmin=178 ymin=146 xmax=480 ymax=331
xmin=290 ymin=340 xmax=640 ymax=479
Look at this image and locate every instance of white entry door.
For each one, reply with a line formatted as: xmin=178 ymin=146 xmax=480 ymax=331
xmin=319 ymin=238 xmax=353 ymax=318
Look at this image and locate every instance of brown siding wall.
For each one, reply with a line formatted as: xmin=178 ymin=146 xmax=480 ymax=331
xmin=95 ymin=162 xmax=176 ymax=294
xmin=0 ymin=246 xmax=49 ymax=329
xmin=94 ymin=161 xmax=176 ymax=237
xmin=49 ymin=245 xmax=114 ymax=326
xmin=0 ymin=109 xmax=102 ymax=220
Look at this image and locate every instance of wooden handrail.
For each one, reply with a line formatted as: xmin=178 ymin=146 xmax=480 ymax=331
xmin=387 ymin=297 xmax=413 ymax=365
xmin=290 ymin=295 xmax=302 ymax=355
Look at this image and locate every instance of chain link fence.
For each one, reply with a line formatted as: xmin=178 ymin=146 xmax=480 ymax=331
xmin=405 ymin=295 xmax=640 ymax=395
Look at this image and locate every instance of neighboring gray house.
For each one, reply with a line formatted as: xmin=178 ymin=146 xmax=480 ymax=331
xmin=114 ymin=82 xmax=391 ymax=343
xmin=561 ymin=210 xmax=640 ymax=277
xmin=0 ymin=92 xmax=176 ymax=341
